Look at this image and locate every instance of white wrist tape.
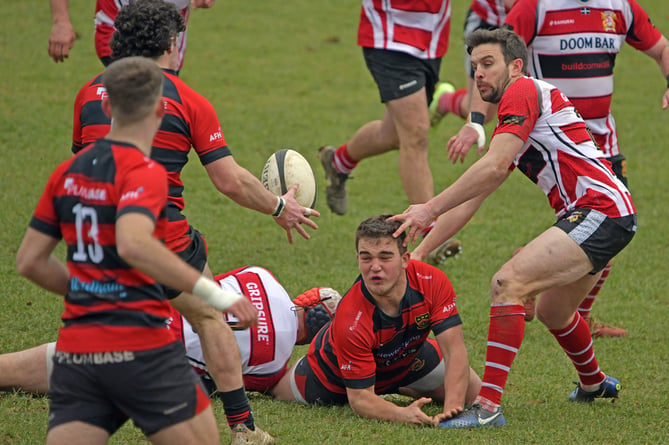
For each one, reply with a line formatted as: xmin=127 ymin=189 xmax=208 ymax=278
xmin=192 ymin=276 xmax=243 ymax=311
xmin=465 ymin=122 xmax=486 ymax=148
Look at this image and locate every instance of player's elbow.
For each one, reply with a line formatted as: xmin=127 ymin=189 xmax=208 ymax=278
xmin=116 ymin=236 xmax=145 ymax=268
xmin=15 ymin=251 xmax=38 ymax=279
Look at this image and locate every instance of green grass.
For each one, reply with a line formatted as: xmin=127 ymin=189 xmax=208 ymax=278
xmin=1 ymin=0 xmax=669 ymax=443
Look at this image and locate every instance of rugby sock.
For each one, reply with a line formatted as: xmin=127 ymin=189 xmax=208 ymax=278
xmin=333 ymin=144 xmax=357 ymax=175
xmin=438 ymin=87 xmax=468 ymax=119
xmin=478 ymin=303 xmax=525 ymax=407
xmin=577 ymin=263 xmax=612 ymax=320
xmin=217 ymin=387 xmax=256 ymax=430
xmin=420 ymin=219 xmax=437 ymax=238
xmin=549 ymin=312 xmax=605 ymax=390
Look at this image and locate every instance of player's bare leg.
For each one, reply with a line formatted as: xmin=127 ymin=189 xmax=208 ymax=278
xmin=46 ymin=422 xmax=109 ymax=445
xmin=0 ymin=342 xmax=51 ymax=394
xmin=149 ymin=406 xmax=219 ymax=445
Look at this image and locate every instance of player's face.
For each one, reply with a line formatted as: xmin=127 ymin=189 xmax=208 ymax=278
xmin=471 ymin=43 xmax=512 ymax=104
xmin=357 ymin=237 xmax=410 ymax=300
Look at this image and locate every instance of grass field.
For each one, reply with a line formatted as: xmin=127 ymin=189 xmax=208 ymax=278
xmin=1 ymin=0 xmax=668 ymax=443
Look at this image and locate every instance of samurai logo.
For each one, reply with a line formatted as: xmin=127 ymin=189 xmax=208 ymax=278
xmin=415 ymin=313 xmax=430 ymax=330
xmin=501 ymin=114 xmax=527 ymax=126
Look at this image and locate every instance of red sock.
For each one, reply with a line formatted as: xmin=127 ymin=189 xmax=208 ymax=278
xmin=549 ymin=313 xmax=605 ymax=387
xmin=333 ymin=144 xmax=357 ymax=175
xmin=478 ymin=304 xmax=525 ymax=406
xmin=577 ymin=263 xmax=611 ymax=320
xmin=438 ymin=87 xmax=468 ymax=119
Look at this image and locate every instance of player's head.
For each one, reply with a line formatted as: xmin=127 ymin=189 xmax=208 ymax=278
xmin=102 ymin=56 xmax=164 ymax=126
xmin=111 ymin=0 xmax=186 ymax=61
xmin=292 ymin=287 xmax=342 ymax=345
xmin=355 ymin=215 xmax=410 ymax=299
xmin=466 ymin=28 xmax=528 ymax=103
xmin=355 ymin=214 xmax=407 ymax=255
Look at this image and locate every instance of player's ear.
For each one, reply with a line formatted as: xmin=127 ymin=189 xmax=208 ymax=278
xmin=101 ymin=97 xmax=112 ymax=118
xmin=510 ymin=58 xmax=524 ymax=77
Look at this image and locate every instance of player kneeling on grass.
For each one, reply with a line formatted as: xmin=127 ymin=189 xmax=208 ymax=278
xmin=273 ymin=215 xmax=481 ymax=426
xmin=0 ymin=266 xmax=340 ymax=399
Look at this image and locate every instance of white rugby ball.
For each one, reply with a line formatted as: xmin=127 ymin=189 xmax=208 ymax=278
xmin=261 ymin=149 xmax=317 ymax=208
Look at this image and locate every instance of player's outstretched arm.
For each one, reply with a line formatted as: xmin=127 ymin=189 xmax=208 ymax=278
xmin=346 ymin=386 xmax=436 ymax=426
xmin=642 ymin=35 xmax=669 ymax=109
xmin=48 ymin=0 xmax=76 ymax=63
xmin=205 ymin=157 xmax=318 ymax=243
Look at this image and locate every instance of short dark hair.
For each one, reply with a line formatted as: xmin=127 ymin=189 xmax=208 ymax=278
xmin=103 ymin=56 xmax=164 ymax=125
xmin=111 ymin=0 xmax=186 ymax=60
xmin=355 ymin=215 xmax=407 ymax=255
xmin=466 ymin=28 xmax=528 ymax=75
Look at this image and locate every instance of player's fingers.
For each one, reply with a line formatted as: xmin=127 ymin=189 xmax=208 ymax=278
xmin=295 ymin=225 xmax=311 ymax=241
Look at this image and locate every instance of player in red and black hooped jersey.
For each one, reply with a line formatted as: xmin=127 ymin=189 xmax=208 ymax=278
xmin=16 ymin=55 xmax=237 ymax=444
xmin=31 ymin=139 xmax=173 ymax=353
xmin=273 ymin=215 xmax=481 ymax=426
xmin=72 ymin=69 xmax=230 ymax=252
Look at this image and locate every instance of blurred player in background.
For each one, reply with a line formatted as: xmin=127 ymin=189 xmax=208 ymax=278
xmin=48 ymin=0 xmax=216 ymax=70
xmin=68 ymin=1 xmax=321 ymax=442
xmin=392 ymin=29 xmax=636 ymax=428
xmin=0 ymin=266 xmax=341 ymax=399
xmin=273 ymin=215 xmax=481 ymax=426
xmin=15 ymin=56 xmax=254 ymax=445
xmin=318 ymin=0 xmax=453 ymax=219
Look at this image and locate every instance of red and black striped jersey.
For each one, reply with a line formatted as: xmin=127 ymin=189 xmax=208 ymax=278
xmin=72 ymin=69 xmax=231 ymax=251
xmin=306 ymin=260 xmax=461 ymax=395
xmin=30 ymin=139 xmax=175 ymax=353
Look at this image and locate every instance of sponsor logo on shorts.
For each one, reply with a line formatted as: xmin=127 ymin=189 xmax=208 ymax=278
xmin=567 ymin=211 xmax=583 ymax=223
xmin=55 ymin=350 xmax=136 ymax=365
xmin=399 ymin=80 xmax=418 ymax=90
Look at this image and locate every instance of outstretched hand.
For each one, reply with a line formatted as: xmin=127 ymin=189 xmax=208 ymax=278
xmin=388 ymin=203 xmax=435 ymax=246
xmin=275 ymin=183 xmax=320 ymax=243
xmin=403 ymin=397 xmax=437 ymax=426
xmin=48 ymin=21 xmax=76 ymax=63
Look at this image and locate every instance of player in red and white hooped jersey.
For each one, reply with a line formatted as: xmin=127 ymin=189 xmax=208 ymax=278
xmin=170 ymin=266 xmax=341 ymax=395
xmin=470 ymin=0 xmax=512 ymax=29
xmin=504 ymin=0 xmax=669 ymax=170
xmin=317 ymin=0 xmax=453 ymax=217
xmin=393 ymin=29 xmax=637 ymax=428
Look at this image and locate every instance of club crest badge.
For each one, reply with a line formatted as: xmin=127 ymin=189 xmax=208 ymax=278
xmin=415 ymin=313 xmax=430 ymax=330
xmin=601 ymin=11 xmax=617 ymax=32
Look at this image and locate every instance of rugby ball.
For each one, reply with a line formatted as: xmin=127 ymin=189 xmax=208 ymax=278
xmin=261 ymin=149 xmax=317 ymax=208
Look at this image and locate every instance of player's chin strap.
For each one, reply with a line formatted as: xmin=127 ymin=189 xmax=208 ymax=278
xmin=466 ymin=111 xmax=486 ymax=149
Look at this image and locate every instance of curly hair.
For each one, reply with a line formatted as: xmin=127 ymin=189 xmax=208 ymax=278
xmin=111 ymin=0 xmax=186 ymax=60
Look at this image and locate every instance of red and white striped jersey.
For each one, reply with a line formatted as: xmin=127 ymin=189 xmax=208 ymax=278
xmin=94 ymin=0 xmax=190 ymax=69
xmin=470 ymin=0 xmax=511 ymax=28
xmin=493 ymin=76 xmax=635 ymax=218
xmin=171 ymin=266 xmax=298 ymax=392
xmin=357 ymin=0 xmax=451 ymax=59
xmin=504 ymin=0 xmax=662 ymax=157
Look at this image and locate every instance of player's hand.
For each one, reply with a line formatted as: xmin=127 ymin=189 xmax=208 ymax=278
xmin=432 ymin=404 xmax=465 ymax=425
xmin=447 ymin=124 xmax=486 ymax=164
xmin=275 ymin=183 xmax=320 ymax=243
xmin=388 ymin=203 xmax=435 ymax=246
xmin=191 ymin=0 xmax=216 ymax=9
xmin=48 ymin=21 xmax=76 ymax=63
xmin=662 ymin=87 xmax=669 ymax=110
xmin=225 ymin=297 xmax=258 ymax=329
xmin=402 ymin=397 xmax=436 ymax=426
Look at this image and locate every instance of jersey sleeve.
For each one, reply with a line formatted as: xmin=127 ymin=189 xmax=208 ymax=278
xmin=426 ymin=270 xmax=462 ymax=336
xmin=625 ymin=0 xmax=663 ymax=51
xmin=116 ymin=157 xmax=168 ymax=225
xmin=493 ymin=78 xmax=541 ymax=143
xmin=503 ymin=0 xmax=539 ymax=45
xmin=187 ymin=87 xmax=232 ymax=166
xmin=72 ymin=85 xmax=87 ymax=154
xmin=29 ymin=162 xmax=70 ymax=239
